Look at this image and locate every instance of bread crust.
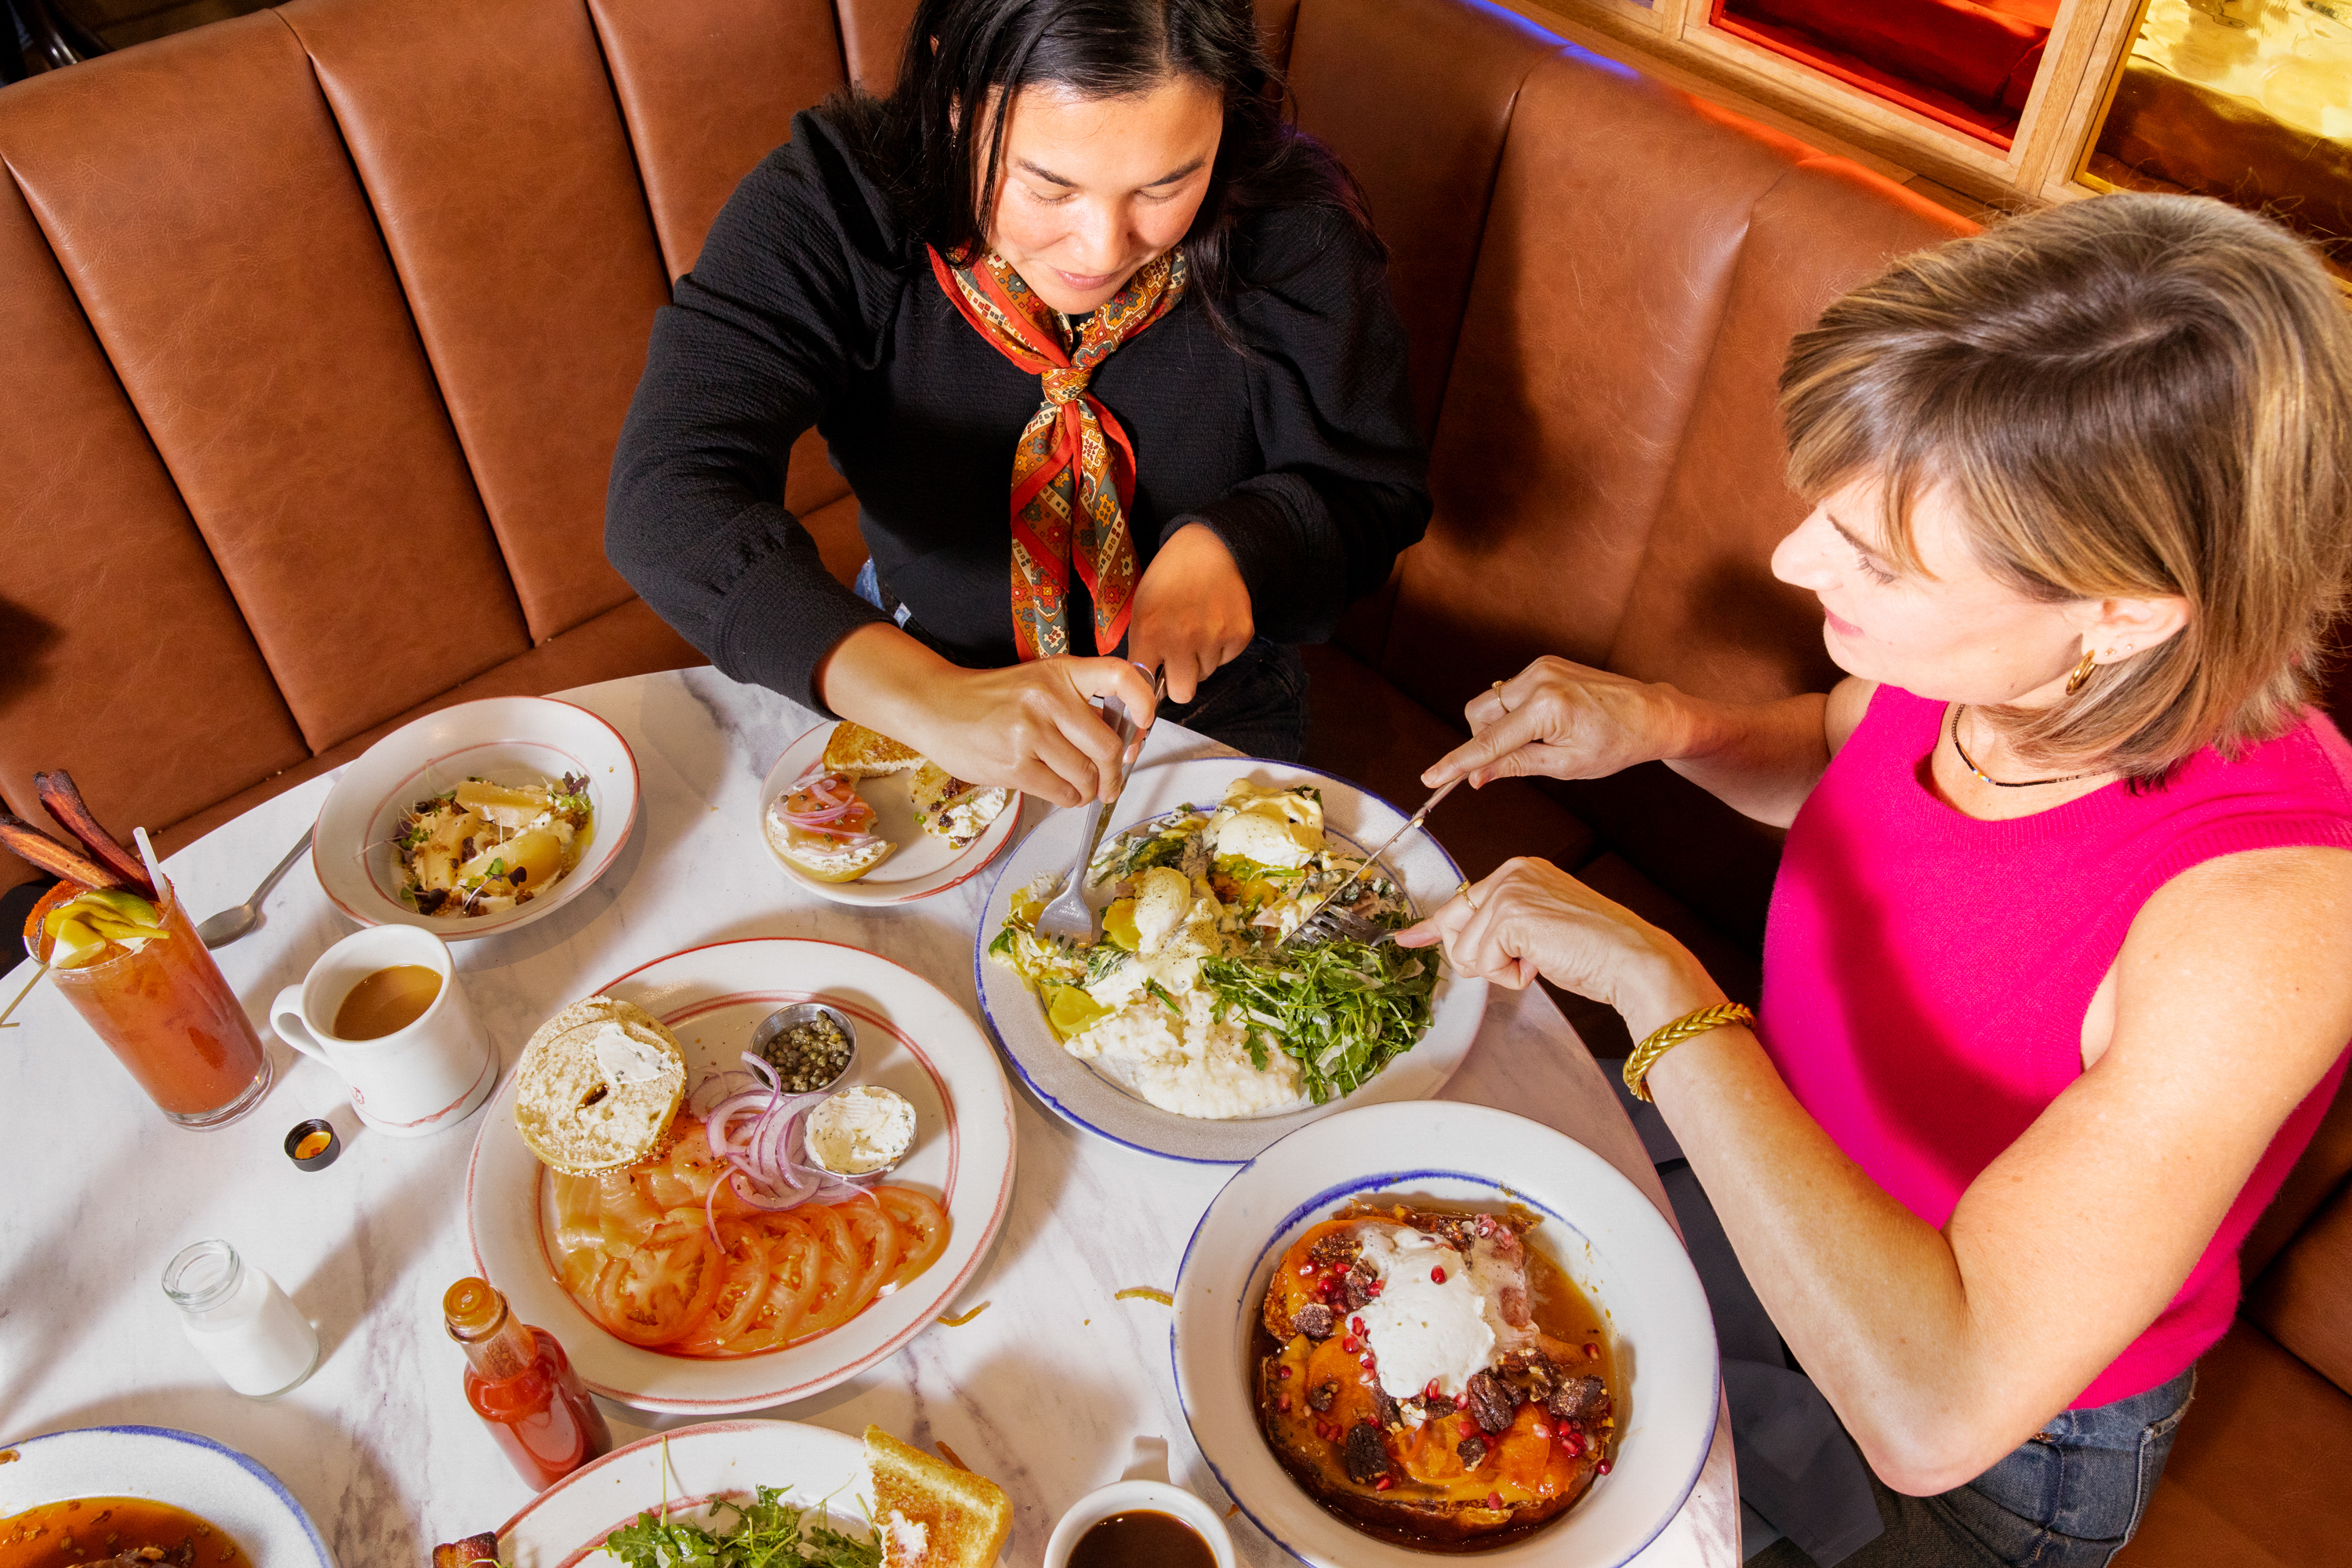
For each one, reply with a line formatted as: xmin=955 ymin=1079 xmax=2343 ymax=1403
xmin=824 ymin=722 xmax=924 ymax=778
xmin=864 ymin=1425 xmax=1011 ymax=1567
xmin=513 ymin=996 xmax=688 ymax=1174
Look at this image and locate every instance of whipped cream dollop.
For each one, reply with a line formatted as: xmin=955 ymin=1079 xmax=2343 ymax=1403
xmin=590 ymin=1022 xmax=678 ymax=1089
xmin=1356 ymin=1230 xmax=1497 ymax=1399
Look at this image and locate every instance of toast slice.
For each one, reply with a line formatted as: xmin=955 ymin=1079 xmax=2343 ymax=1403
xmin=865 ymin=1426 xmax=1011 ymax=1567
xmin=909 ymin=763 xmax=1012 ymax=849
xmin=824 ymin=721 xmax=924 ymax=779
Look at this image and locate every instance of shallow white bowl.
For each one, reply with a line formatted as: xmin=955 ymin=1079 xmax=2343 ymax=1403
xmin=972 ymin=755 xmax=1486 ymax=1164
xmin=757 ymin=723 xmax=1022 ymax=907
xmin=311 ymin=695 xmax=638 ymax=940
xmin=1171 ymin=1102 xmax=1718 ymax=1568
xmin=466 ymin=938 xmax=1018 ymax=1413
xmin=0 ymin=1425 xmax=334 ymax=1568
xmin=497 ymin=1420 xmax=869 ymax=1568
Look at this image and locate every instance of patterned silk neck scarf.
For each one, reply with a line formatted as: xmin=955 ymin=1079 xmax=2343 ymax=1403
xmin=928 ymin=245 xmax=1189 ymax=661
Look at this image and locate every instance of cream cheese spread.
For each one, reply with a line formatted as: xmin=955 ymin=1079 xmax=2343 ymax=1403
xmin=804 ymin=1084 xmax=916 ymax=1174
xmin=590 ymin=1022 xmax=682 ymax=1091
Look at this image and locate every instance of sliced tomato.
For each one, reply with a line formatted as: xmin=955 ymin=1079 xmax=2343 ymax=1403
xmin=672 ymin=1220 xmax=771 ymax=1354
xmin=875 ymin=1186 xmax=950 ymax=1293
xmin=591 ymin=1218 xmax=721 ymax=1347
xmin=717 ymin=1214 xmax=822 ymax=1355
xmin=834 ymin=1193 xmax=897 ymax=1307
xmin=786 ymin=1207 xmax=877 ymax=1343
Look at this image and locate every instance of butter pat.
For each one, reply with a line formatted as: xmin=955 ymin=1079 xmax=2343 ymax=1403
xmin=805 ymin=1085 xmax=917 ymax=1175
xmin=592 ymin=1022 xmax=682 ymax=1090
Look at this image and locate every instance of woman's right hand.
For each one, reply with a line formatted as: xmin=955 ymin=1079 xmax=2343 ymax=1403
xmin=817 ymin=623 xmax=1160 ymax=808
xmin=916 ymin=656 xmax=1160 ymax=807
xmin=1421 ymin=656 xmax=1687 ymax=789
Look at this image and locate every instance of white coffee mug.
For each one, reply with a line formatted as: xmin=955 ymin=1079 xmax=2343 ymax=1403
xmin=271 ymin=926 xmax=495 ymax=1137
xmin=1043 ymin=1479 xmax=1237 ymax=1568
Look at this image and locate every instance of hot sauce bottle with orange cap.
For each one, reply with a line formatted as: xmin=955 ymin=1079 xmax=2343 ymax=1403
xmin=444 ymin=1276 xmax=612 ymax=1489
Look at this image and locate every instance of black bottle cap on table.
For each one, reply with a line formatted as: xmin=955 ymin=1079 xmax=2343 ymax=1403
xmin=285 ymin=1118 xmax=341 ymax=1171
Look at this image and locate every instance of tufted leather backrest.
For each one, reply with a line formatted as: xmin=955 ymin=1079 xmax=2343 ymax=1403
xmin=0 ymin=0 xmax=851 ymax=887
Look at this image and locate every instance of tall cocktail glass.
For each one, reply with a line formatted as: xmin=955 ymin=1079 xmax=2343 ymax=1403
xmin=24 ymin=875 xmax=274 ymax=1127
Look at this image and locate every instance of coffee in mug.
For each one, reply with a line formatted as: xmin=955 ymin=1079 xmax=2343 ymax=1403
xmin=272 ymin=926 xmax=493 ymax=1137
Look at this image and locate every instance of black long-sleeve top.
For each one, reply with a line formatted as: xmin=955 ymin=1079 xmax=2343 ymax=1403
xmin=606 ymin=107 xmax=1431 ymax=712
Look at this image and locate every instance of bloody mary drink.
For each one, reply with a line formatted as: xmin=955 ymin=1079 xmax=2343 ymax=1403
xmin=26 ymin=875 xmax=273 ymax=1126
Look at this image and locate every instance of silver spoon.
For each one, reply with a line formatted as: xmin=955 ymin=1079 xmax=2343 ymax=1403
xmin=197 ymin=826 xmax=314 ymax=949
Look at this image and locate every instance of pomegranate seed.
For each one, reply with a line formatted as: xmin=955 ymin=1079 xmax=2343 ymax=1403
xmin=1432 ymin=1265 xmax=1447 ymax=1283
xmin=1361 ymin=1355 xmax=1377 ymax=1369
xmin=1487 ymin=1492 xmax=1503 ymax=1509
xmin=1424 ymin=1379 xmax=1441 ymax=1400
xmin=1369 ymin=1279 xmax=1383 ymax=1296
xmin=1563 ymin=1430 xmax=1584 ymax=1457
xmin=1351 ymin=1316 xmax=1366 ymax=1335
xmin=1461 ymin=1417 xmax=1479 ymax=1439
xmin=1297 ymin=1263 xmax=1312 ymax=1276
xmin=1279 ymin=1393 xmax=1292 ymax=1413
xmin=1374 ymin=1475 xmax=1394 ymax=1491
xmin=1342 ymin=1334 xmax=1359 ymax=1353
xmin=1532 ymin=1423 xmax=1550 ymax=1441
xmin=1584 ymin=1342 xmax=1601 ymax=1359
xmin=1596 ymin=1461 xmax=1612 ymax=1476
xmin=1279 ymin=1364 xmax=1294 ymax=1380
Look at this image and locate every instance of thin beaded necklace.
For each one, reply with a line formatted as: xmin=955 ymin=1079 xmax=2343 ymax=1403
xmin=1948 ymin=704 xmax=2101 ymax=789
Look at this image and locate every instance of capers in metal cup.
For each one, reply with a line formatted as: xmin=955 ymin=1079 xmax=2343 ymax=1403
xmin=748 ymin=1001 xmax=858 ymax=1094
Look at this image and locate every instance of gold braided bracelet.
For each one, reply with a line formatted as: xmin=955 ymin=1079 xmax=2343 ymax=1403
xmin=1622 ymin=1001 xmax=1756 ymax=1103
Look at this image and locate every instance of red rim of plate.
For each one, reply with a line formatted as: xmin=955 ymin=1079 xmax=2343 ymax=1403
xmin=760 ymin=722 xmax=1022 ymax=905
xmin=464 ymin=936 xmax=1016 ymax=1410
xmin=313 ymin=696 xmax=641 ymax=930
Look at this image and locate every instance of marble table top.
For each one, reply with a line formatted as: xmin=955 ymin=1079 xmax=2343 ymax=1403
xmin=0 ymin=668 xmax=1736 ymax=1568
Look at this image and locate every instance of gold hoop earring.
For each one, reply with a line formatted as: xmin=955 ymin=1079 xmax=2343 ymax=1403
xmin=2064 ymin=648 xmax=2099 ymax=696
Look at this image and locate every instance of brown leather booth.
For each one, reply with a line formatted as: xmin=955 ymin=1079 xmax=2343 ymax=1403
xmin=1 ymin=0 xmax=2343 ymax=1559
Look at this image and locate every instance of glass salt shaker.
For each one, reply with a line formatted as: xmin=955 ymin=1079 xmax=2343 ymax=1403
xmin=162 ymin=1239 xmax=320 ymax=1397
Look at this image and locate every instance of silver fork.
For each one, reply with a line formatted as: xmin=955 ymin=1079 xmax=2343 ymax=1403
xmin=1280 ymin=778 xmax=1460 ymax=949
xmin=1033 ymin=692 xmax=1144 ymax=944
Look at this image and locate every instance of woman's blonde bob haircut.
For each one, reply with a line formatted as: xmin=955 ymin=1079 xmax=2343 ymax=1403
xmin=1780 ymin=193 xmax=2352 ymax=780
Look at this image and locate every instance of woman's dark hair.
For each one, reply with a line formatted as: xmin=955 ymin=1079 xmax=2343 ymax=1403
xmin=834 ymin=0 xmax=1375 ymax=346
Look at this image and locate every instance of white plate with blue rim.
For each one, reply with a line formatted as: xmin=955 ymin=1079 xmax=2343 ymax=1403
xmin=971 ymin=756 xmax=1486 ymax=1164
xmin=0 ymin=1425 xmax=335 ymax=1568
xmin=1171 ymin=1102 xmax=1719 ymax=1568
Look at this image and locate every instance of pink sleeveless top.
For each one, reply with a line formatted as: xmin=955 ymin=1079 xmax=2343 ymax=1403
xmin=1759 ymin=684 xmax=2352 ymax=1407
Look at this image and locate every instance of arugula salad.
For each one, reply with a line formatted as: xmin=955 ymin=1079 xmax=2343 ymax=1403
xmin=990 ymin=780 xmax=1441 ymax=1115
xmin=602 ymin=1486 xmax=878 ymax=1568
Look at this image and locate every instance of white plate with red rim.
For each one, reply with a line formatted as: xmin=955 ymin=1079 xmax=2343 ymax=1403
xmin=972 ymin=756 xmax=1486 ymax=1165
xmin=495 ymin=1421 xmax=873 ymax=1568
xmin=1171 ymin=1102 xmax=1718 ymax=1568
xmin=466 ymin=938 xmax=1018 ymax=1413
xmin=311 ymin=695 xmax=639 ymax=940
xmin=756 ymin=723 xmax=1023 ymax=907
xmin=0 ymin=1425 xmax=336 ymax=1568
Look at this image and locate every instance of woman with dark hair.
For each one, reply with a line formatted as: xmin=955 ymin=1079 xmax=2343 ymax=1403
xmin=607 ymin=0 xmax=1427 ymax=800
xmin=1400 ymin=194 xmax=2352 ymax=1566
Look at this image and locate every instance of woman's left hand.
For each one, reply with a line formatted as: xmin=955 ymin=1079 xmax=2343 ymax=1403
xmin=1396 ymin=857 xmax=1717 ymax=1032
xmin=1130 ymin=522 xmax=1254 ymax=702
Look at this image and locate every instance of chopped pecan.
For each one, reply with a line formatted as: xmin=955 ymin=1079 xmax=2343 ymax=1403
xmin=1342 ymin=1422 xmax=1391 ymax=1486
xmin=1290 ymin=1301 xmax=1337 ymax=1339
xmin=1456 ymin=1434 xmax=1490 ymax=1470
xmin=1308 ymin=1380 xmax=1338 ymax=1414
xmin=1548 ymin=1374 xmax=1610 ymax=1424
xmin=1465 ymin=1368 xmax=1518 ymax=1434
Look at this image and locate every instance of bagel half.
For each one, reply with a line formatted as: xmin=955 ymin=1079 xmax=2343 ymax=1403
xmin=823 ymin=721 xmax=924 ymax=779
xmin=513 ymin=996 xmax=688 ymax=1174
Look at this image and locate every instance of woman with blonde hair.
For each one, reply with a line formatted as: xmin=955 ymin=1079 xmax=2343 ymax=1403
xmin=1402 ymin=193 xmax=2352 ymax=1566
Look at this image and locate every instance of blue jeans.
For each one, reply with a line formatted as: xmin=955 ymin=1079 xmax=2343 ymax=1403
xmin=1754 ymin=1366 xmax=2195 ymax=1568
xmin=852 ymin=559 xmax=1308 ymax=760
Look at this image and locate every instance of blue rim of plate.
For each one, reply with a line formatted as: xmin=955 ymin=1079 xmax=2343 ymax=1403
xmin=1169 ymin=1127 xmax=1720 ymax=1568
xmin=0 ymin=1425 xmax=336 ymax=1568
xmin=969 ymin=757 xmax=1472 ymax=1165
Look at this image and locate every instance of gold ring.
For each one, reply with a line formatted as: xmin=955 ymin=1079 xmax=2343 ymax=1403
xmin=1457 ymin=880 xmax=1477 ymax=913
xmin=1490 ymin=679 xmax=1509 ymax=714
